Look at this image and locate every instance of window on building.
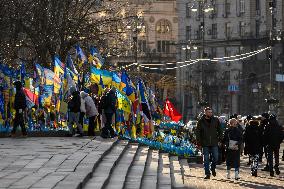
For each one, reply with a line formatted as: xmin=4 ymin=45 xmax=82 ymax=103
xmin=225 ymin=23 xmax=231 ymax=38
xmin=186 ymin=3 xmax=191 ymax=18
xmin=240 ymin=0 xmax=245 ymax=13
xmin=186 ymin=71 xmax=190 ymax=81
xmin=212 ymin=23 xmax=217 ymax=39
xmin=186 ymin=26 xmax=191 ymax=41
xmin=256 ymin=20 xmax=260 ymax=38
xmin=239 ymin=46 xmax=245 ymax=54
xmin=156 ymin=19 xmax=171 ymax=34
xmin=256 ymin=0 xmax=260 ymax=11
xmin=157 ymin=40 xmax=170 ymax=53
xmin=239 ymin=21 xmax=245 ymax=37
xmin=138 ymin=40 xmax=147 ymax=53
xmin=224 ymin=0 xmax=230 ymax=16
xmin=211 ymin=47 xmax=217 ymax=58
xmin=225 ymin=47 xmax=231 ymax=57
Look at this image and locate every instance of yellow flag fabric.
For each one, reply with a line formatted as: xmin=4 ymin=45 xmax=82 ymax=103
xmin=90 ymin=66 xmax=112 ymax=85
xmin=54 ymin=57 xmax=65 ymax=78
xmin=116 ymin=90 xmax=131 ymax=113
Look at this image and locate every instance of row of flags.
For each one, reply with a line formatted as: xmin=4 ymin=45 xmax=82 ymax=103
xmin=0 ymin=44 xmax=182 ymax=123
xmin=76 ymin=45 xmax=104 ymax=69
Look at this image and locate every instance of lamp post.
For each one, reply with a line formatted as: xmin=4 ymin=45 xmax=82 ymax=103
xmin=266 ymin=1 xmax=281 ymax=113
xmin=190 ymin=0 xmax=213 ymax=109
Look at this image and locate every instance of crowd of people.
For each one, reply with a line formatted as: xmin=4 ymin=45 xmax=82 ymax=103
xmin=195 ymin=107 xmax=284 ymax=180
xmin=10 ymin=80 xmax=118 ymax=139
xmin=9 ymin=80 xmax=284 ymax=180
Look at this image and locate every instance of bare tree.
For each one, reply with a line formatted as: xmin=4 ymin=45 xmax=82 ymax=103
xmin=0 ymin=0 xmax=137 ymax=69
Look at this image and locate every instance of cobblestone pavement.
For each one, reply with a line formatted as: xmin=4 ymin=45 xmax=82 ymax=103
xmin=182 ymin=145 xmax=284 ymax=189
xmin=0 ymin=137 xmax=117 ymax=189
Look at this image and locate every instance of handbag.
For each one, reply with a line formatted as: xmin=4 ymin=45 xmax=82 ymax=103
xmin=228 ymin=133 xmax=239 ymax=150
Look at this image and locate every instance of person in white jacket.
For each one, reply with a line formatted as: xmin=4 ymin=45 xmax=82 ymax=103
xmin=80 ymin=91 xmax=99 ymax=136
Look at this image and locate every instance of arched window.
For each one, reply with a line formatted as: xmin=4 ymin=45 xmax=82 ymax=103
xmin=156 ymin=19 xmax=171 ymax=34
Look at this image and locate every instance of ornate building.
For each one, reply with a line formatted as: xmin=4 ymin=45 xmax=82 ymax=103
xmin=107 ymin=0 xmax=179 ymax=101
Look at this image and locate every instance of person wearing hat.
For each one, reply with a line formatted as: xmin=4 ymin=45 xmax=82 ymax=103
xmin=11 ymin=81 xmax=27 ymax=137
xmin=264 ymin=114 xmax=283 ymax=176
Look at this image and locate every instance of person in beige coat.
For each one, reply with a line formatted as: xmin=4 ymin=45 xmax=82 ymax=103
xmin=80 ymin=91 xmax=99 ymax=136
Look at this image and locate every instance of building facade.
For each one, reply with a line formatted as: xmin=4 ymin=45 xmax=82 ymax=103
xmin=107 ymin=0 xmax=179 ymax=101
xmin=177 ymin=0 xmax=284 ymax=120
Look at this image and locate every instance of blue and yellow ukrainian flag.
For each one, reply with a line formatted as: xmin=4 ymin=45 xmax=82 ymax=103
xmin=121 ymin=71 xmax=135 ymax=102
xmin=90 ymin=66 xmax=112 ymax=86
xmin=112 ymin=72 xmax=121 ymax=90
xmin=75 ymin=45 xmax=87 ymax=68
xmin=89 ymin=46 xmax=104 ymax=69
xmin=116 ymin=89 xmax=132 ymax=113
xmin=54 ymin=56 xmax=65 ymax=78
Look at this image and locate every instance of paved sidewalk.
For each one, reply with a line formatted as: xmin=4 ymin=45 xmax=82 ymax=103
xmin=183 ymin=145 xmax=284 ymax=189
xmin=0 ymin=137 xmax=117 ymax=189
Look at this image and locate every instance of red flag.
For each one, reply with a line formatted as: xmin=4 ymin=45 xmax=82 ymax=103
xmin=163 ymin=99 xmax=182 ymax=122
xmin=23 ymin=88 xmax=39 ymax=106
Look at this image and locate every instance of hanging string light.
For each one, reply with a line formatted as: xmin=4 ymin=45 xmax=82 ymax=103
xmin=121 ymin=46 xmax=271 ymax=70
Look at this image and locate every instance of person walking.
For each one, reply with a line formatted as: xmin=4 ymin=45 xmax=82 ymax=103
xmin=67 ymin=87 xmax=83 ymax=137
xmin=244 ymin=120 xmax=262 ymax=177
xmin=264 ymin=114 xmax=283 ymax=176
xmin=244 ymin=115 xmax=253 ymax=166
xmin=80 ymin=91 xmax=99 ymax=136
xmin=223 ymin=118 xmax=243 ymax=180
xmin=11 ymin=81 xmax=27 ymax=137
xmin=196 ymin=107 xmax=222 ymax=179
xmin=259 ymin=112 xmax=270 ymax=171
xmin=101 ymin=87 xmax=117 ymax=138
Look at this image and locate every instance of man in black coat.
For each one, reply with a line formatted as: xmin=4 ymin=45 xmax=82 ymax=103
xmin=244 ymin=120 xmax=262 ymax=176
xmin=259 ymin=112 xmax=270 ymax=171
xmin=11 ymin=81 xmax=27 ymax=137
xmin=101 ymin=87 xmax=117 ymax=138
xmin=264 ymin=114 xmax=283 ymax=176
xmin=67 ymin=87 xmax=83 ymax=137
xmin=196 ymin=107 xmax=222 ymax=179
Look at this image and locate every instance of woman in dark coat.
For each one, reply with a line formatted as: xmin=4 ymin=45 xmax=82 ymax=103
xmin=244 ymin=120 xmax=262 ymax=177
xmin=223 ymin=118 xmax=243 ymax=180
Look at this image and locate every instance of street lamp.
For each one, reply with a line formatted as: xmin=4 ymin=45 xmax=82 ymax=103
xmin=266 ymin=1 xmax=282 ymax=113
xmin=189 ymin=0 xmax=213 ymax=108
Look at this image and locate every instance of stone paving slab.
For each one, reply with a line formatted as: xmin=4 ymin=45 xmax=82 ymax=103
xmin=0 ymin=137 xmax=117 ymax=189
